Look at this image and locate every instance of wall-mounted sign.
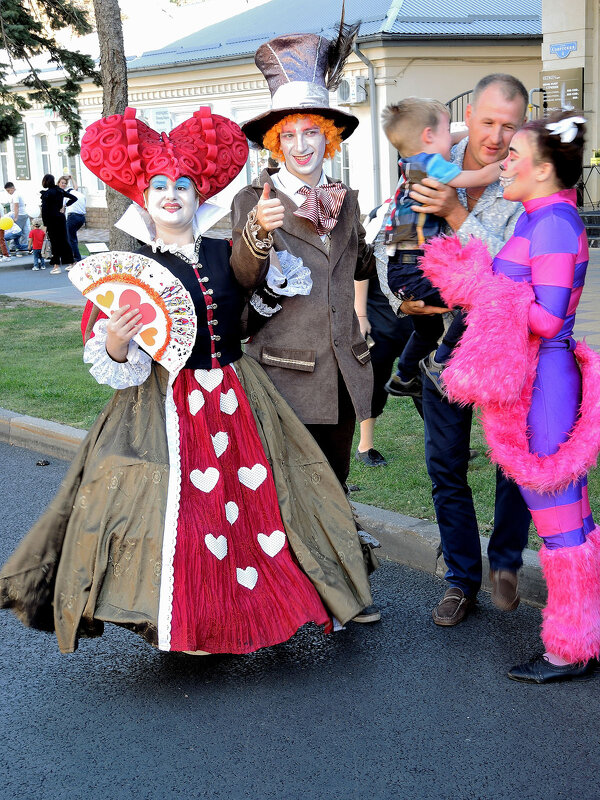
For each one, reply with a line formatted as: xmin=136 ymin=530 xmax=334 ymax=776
xmin=550 ymin=41 xmax=578 ymax=59
xmin=153 ymin=108 xmax=171 ymax=133
xmin=13 ymin=123 xmax=30 ymax=180
xmin=540 ymin=67 xmax=584 ymax=112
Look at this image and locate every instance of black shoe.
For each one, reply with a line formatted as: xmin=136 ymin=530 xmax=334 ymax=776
xmin=419 ymin=353 xmax=447 ymax=398
xmin=352 ymin=605 xmax=381 ymax=624
xmin=468 ymin=448 xmax=479 ymax=461
xmin=355 ymin=447 xmax=387 ymax=467
xmin=384 ymin=373 xmax=422 ymax=398
xmin=507 ymin=654 xmax=595 ymax=684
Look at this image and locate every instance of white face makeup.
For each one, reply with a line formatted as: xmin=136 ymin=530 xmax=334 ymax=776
xmin=145 ymin=175 xmax=199 ymax=242
xmin=279 ymin=117 xmax=327 ymax=186
xmin=499 ymin=131 xmax=540 ymax=202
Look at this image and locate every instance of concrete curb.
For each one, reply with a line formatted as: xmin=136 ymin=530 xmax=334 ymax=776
xmin=0 ymin=408 xmax=87 ymax=462
xmin=0 ymin=406 xmax=547 ymax=608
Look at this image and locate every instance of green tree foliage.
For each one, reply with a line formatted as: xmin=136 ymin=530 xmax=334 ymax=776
xmin=0 ymin=0 xmax=100 ymax=153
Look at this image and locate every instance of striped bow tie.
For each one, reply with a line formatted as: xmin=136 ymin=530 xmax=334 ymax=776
xmin=294 ymin=183 xmax=347 ymax=236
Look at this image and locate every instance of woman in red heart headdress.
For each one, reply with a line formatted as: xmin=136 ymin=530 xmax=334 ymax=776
xmin=0 ymin=107 xmax=374 ymax=656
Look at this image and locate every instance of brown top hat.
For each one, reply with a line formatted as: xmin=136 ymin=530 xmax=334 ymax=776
xmin=242 ymin=32 xmax=359 ymax=147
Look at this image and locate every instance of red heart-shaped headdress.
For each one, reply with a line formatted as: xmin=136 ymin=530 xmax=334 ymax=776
xmin=81 ymin=106 xmax=249 ymax=206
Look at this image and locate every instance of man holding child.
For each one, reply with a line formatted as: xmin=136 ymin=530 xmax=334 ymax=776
xmin=395 ymin=74 xmax=532 ymax=626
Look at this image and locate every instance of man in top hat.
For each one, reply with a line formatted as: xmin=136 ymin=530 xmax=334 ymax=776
xmin=230 ymin=31 xmax=380 ymax=623
xmin=231 ymin=31 xmax=375 ymax=486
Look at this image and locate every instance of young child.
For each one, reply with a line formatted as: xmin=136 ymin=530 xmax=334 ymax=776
xmin=28 ymin=218 xmax=46 ymax=270
xmin=381 ymin=97 xmax=500 ymax=397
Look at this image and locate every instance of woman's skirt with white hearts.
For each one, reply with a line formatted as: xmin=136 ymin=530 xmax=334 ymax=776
xmin=0 ymin=357 xmax=373 ymax=654
xmin=162 ymin=365 xmax=331 ymax=653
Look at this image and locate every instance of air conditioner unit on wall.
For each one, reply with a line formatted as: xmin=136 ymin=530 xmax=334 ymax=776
xmin=336 ymin=76 xmax=367 ymax=106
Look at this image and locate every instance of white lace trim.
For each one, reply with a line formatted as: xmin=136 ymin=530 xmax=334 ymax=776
xmin=149 ymin=238 xmax=197 ymax=261
xmin=249 ymin=294 xmax=282 ymax=317
xmin=157 ymin=372 xmax=182 ymax=651
xmin=268 ymin=250 xmax=312 ymax=297
xmin=83 ymin=319 xmax=152 ymax=389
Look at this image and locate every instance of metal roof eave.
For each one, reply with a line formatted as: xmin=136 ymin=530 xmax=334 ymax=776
xmin=127 ymin=51 xmax=257 ymax=75
xmin=359 ymin=33 xmax=542 ymax=46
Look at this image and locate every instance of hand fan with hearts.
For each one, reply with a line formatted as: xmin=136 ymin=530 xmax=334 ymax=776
xmin=69 ymin=251 xmax=196 ymax=373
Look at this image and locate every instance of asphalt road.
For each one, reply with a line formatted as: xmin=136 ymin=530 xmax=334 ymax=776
xmin=1 ymin=441 xmax=599 ymax=800
xmin=0 ymin=258 xmax=86 ymax=306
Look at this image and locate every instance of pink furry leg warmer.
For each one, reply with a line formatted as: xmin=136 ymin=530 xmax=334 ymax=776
xmin=539 ymin=536 xmax=600 ymax=663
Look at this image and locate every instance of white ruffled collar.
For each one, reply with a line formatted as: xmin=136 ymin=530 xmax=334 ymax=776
xmin=149 ymin=238 xmax=197 ymax=260
xmin=115 ymin=201 xmax=229 ymax=246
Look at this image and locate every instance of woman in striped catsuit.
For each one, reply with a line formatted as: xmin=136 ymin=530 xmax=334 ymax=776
xmin=494 ymin=112 xmax=600 ymax=683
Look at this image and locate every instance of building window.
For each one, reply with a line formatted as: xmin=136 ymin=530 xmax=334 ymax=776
xmin=246 ymin=147 xmax=270 ymax=184
xmin=0 ymin=140 xmax=8 ymax=185
xmin=328 ymin=143 xmax=350 ymax=185
xmin=39 ymin=135 xmax=51 ymax=174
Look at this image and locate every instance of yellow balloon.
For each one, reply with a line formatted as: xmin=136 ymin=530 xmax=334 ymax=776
xmin=0 ymin=216 xmax=13 ymax=230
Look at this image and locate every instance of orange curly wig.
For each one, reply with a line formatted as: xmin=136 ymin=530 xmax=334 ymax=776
xmin=263 ymin=114 xmax=344 ymax=162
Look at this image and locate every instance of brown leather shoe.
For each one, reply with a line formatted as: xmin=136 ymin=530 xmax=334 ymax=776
xmin=489 ymin=569 xmax=520 ymax=611
xmin=432 ymin=587 xmax=475 ymax=626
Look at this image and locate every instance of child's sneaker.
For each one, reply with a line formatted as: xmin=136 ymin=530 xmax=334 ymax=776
xmin=40 ymin=264 xmax=46 ymax=269
xmin=384 ymin=372 xmax=422 ymax=398
xmin=419 ymin=353 xmax=447 ymax=398
xmin=32 ymin=266 xmax=39 ymax=270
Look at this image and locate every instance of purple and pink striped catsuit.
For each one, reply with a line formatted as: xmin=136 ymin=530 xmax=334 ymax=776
xmin=493 ymin=189 xmax=592 ymax=545
xmin=493 ymin=188 xmax=600 ymax=661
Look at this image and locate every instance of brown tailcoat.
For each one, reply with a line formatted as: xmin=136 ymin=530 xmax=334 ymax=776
xmin=231 ymin=168 xmax=375 ymax=425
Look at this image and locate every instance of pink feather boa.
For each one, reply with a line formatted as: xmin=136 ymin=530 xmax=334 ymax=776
xmin=419 ymin=235 xmax=600 ymax=494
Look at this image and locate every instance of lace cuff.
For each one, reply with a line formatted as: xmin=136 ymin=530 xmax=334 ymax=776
xmin=83 ymin=319 xmax=152 ymax=389
xmin=267 ymin=250 xmax=312 ymax=297
xmin=242 ymin=206 xmax=273 ymax=259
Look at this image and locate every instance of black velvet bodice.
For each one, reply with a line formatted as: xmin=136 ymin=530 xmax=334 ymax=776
xmin=138 ymin=238 xmax=246 ymax=369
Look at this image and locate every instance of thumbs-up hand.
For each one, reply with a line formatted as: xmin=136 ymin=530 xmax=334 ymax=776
xmin=255 ymin=183 xmax=285 ymax=232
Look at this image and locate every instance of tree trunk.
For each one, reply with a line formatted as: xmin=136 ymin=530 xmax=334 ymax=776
xmin=91 ymin=0 xmax=136 ymax=252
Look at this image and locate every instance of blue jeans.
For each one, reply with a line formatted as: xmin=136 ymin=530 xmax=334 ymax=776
xmin=66 ymin=213 xmax=85 ymax=261
xmin=422 ymin=374 xmax=531 ymax=597
xmin=32 ymin=248 xmax=45 ymax=269
xmin=5 ymin=229 xmax=23 ymax=252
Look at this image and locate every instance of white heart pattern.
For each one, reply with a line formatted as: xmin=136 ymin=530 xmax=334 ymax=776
xmin=238 ymin=463 xmax=267 ymax=491
xmin=225 ymin=501 xmax=239 ymax=525
xmin=194 ymin=368 xmax=223 ymax=393
xmin=220 ymin=388 xmax=239 ymax=415
xmin=188 ymin=389 xmax=205 ymax=416
xmin=257 ymin=530 xmax=286 ymax=558
xmin=236 ymin=566 xmax=258 ymax=590
xmin=204 ymin=533 xmax=227 ymax=560
xmin=211 ymin=431 xmax=229 ymax=458
xmin=190 ymin=467 xmax=220 ymax=493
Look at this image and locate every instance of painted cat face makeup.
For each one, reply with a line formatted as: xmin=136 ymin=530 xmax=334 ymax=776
xmin=500 ymin=131 xmax=540 ymax=202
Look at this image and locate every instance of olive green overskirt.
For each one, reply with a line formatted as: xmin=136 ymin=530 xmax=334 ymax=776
xmin=0 ymin=356 xmax=374 ymax=652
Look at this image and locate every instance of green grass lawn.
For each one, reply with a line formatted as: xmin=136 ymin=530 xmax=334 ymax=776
xmin=0 ymin=296 xmax=113 ymax=429
xmin=1 ymin=294 xmax=599 ymax=549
